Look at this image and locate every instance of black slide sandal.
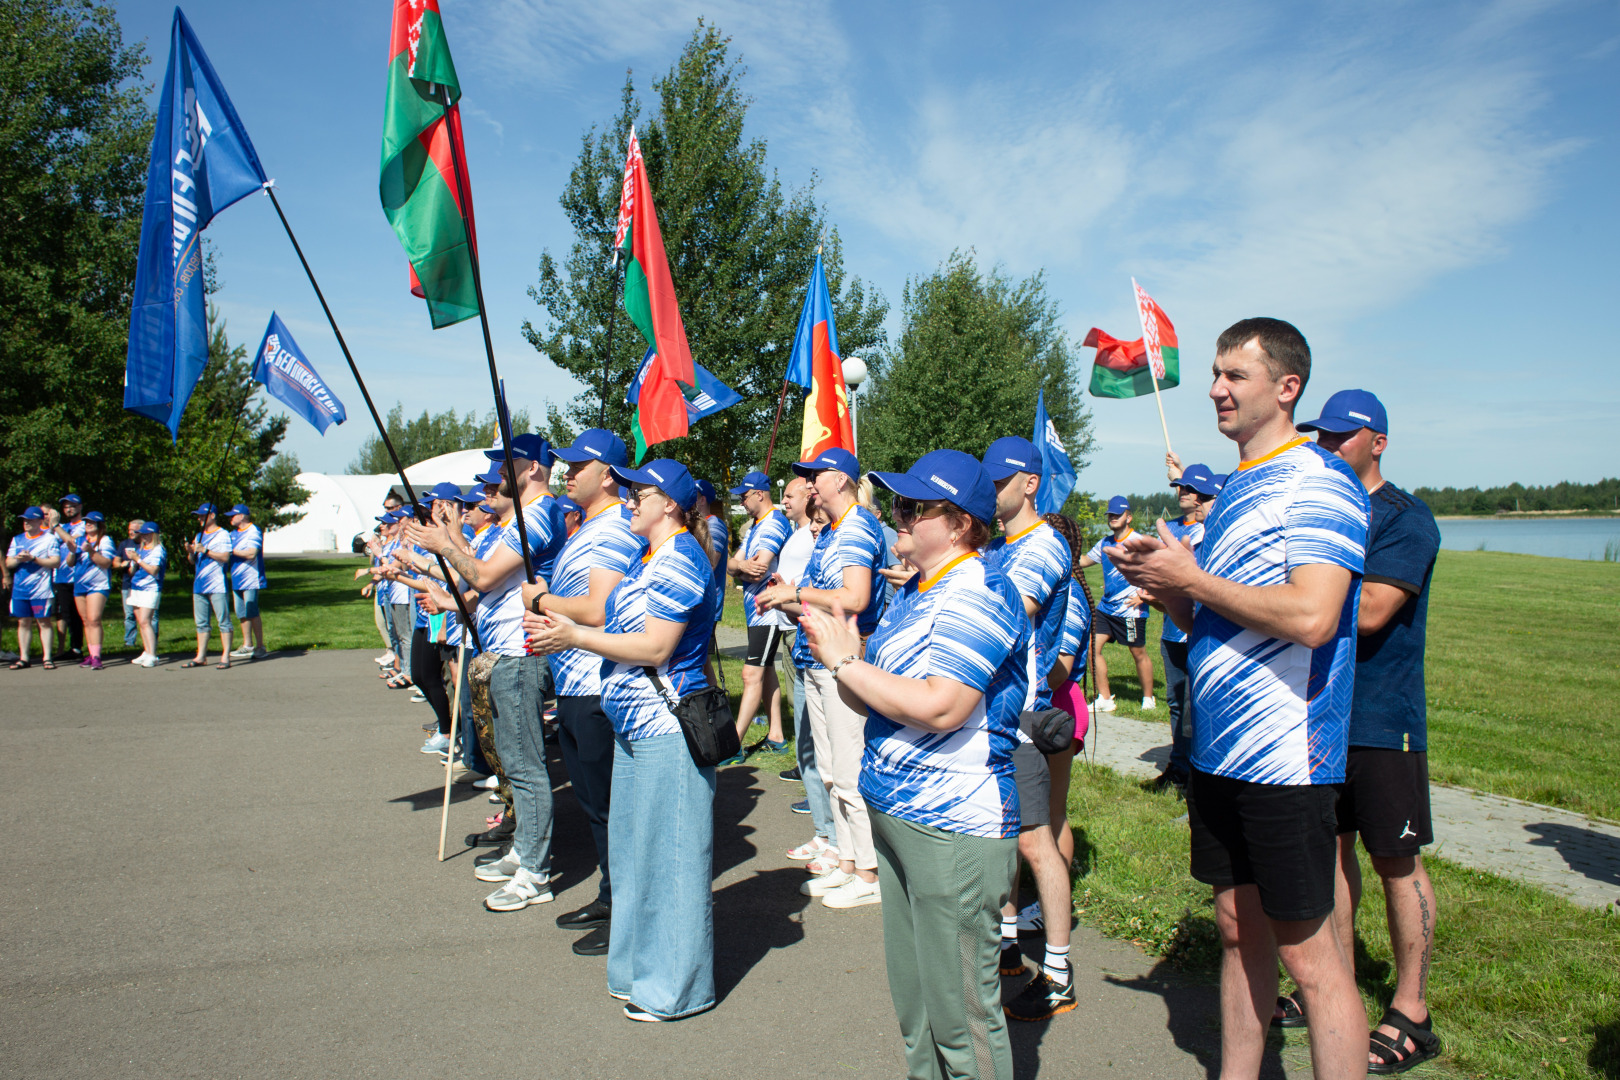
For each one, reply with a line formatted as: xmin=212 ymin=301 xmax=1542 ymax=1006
xmin=1368 ymin=1006 xmax=1441 ymax=1074
xmin=1272 ymin=994 xmax=1307 ymax=1028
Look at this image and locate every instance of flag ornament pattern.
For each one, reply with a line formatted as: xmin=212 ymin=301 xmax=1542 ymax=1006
xmin=614 ymin=127 xmax=697 ymax=462
xmin=252 ymin=313 xmax=347 ymax=435
xmin=628 ymin=348 xmax=742 ymax=426
xmin=1133 ymin=278 xmax=1175 ymax=381
xmin=380 ymin=0 xmax=480 ymax=329
xmin=125 ymin=8 xmax=268 ymax=439
xmin=790 ymin=252 xmax=854 ymax=461
xmin=1032 ymin=389 xmax=1076 ymax=514
xmin=1083 ymin=287 xmax=1181 ymax=400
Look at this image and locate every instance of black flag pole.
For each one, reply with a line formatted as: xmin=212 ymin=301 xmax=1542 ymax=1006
xmin=262 ymin=183 xmax=484 ymax=652
xmin=438 ymin=91 xmax=536 ymax=585
xmin=598 ymin=255 xmax=627 ymax=428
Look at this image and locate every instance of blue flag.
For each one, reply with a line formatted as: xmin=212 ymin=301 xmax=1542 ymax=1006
xmin=125 ymin=9 xmax=268 ymax=439
xmin=252 ymin=313 xmax=347 ymax=435
xmin=784 ymin=252 xmax=837 ymax=391
xmin=627 ymin=348 xmax=742 ymax=424
xmin=1033 ymin=389 xmax=1077 ymax=514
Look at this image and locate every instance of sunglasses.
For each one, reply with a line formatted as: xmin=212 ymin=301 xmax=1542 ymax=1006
xmin=891 ymin=497 xmax=952 ymax=526
xmin=625 ymin=487 xmax=665 ymax=507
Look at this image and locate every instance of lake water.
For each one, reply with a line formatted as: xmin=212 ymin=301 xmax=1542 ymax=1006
xmin=1436 ymin=517 xmax=1620 ymax=561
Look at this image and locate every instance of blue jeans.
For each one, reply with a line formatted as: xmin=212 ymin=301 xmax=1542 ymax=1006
xmin=607 ymin=731 xmax=716 ymax=1019
xmin=1162 ymin=639 xmax=1191 ymax=780
xmin=192 ymin=592 xmax=231 ymax=632
xmin=487 ymin=653 xmax=553 ymax=876
xmin=232 ymin=589 xmax=259 ymax=621
xmin=789 ymin=656 xmax=835 ymax=842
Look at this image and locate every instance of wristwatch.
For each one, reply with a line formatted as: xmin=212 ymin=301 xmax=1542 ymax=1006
xmin=795 ymin=585 xmax=803 ymax=604
xmin=530 ymin=589 xmax=549 ymax=614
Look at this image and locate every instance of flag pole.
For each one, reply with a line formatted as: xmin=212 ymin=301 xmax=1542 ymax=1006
xmin=598 ymin=256 xmax=627 ymax=428
xmin=438 ymin=641 xmax=469 ymax=861
xmin=262 ymin=183 xmax=483 ymax=654
xmin=438 ymin=92 xmax=536 ymax=585
xmin=763 ymin=381 xmax=789 ymax=473
xmin=1147 ymin=364 xmax=1174 ymax=459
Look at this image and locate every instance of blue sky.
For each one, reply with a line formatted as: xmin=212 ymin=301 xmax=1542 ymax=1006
xmin=116 ymin=0 xmax=1620 ymax=496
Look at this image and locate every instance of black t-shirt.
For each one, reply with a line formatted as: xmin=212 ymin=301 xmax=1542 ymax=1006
xmin=118 ymin=538 xmax=141 ymax=588
xmin=1349 ymin=482 xmax=1440 ymax=751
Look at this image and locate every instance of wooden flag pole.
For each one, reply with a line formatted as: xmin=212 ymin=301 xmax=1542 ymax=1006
xmin=1147 ymin=364 xmax=1174 ymax=459
xmin=438 ymin=641 xmax=470 ymax=861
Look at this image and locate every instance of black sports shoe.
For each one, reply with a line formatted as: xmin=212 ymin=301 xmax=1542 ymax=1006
xmin=572 ymin=925 xmax=610 ymax=956
xmin=999 ymin=941 xmax=1027 ymax=977
xmin=778 ymin=766 xmax=802 ymax=783
xmin=466 ymin=816 xmax=516 ymax=847
xmin=556 ymin=899 xmax=611 ymax=931
xmin=1005 ymin=970 xmax=1077 ymax=1021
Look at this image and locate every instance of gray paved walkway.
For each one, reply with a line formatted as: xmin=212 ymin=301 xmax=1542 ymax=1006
xmin=0 ymin=649 xmax=1308 ymax=1080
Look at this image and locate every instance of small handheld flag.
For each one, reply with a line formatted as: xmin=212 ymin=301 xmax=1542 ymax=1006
xmin=1131 ymin=278 xmax=1177 ymax=456
xmin=252 ymin=314 xmax=347 ymax=434
xmin=1032 ymin=390 xmax=1076 ymax=514
xmin=628 ymin=349 xmax=742 ymax=425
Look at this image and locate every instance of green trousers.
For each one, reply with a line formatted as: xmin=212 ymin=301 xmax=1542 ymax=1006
xmin=871 ymin=810 xmax=1019 ymax=1080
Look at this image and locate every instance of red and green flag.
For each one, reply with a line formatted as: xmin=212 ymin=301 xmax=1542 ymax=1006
xmin=613 ymin=126 xmax=696 ymax=462
xmin=1084 ymin=281 xmax=1180 ymax=399
xmin=380 ymin=0 xmax=479 ymax=329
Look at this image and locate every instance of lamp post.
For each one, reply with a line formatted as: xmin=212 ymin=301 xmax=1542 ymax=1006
xmin=842 ymin=355 xmax=867 ymax=453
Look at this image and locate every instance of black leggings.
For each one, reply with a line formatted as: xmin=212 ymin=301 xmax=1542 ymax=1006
xmin=411 ymin=627 xmax=452 ymax=735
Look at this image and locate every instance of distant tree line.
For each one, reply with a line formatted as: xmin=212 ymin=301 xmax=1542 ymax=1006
xmin=1411 ymin=478 xmax=1620 ymax=516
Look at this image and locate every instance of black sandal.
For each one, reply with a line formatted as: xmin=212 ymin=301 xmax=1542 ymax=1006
xmin=41 ymin=659 xmax=56 ymax=670
xmin=9 ymin=660 xmax=30 ymax=670
xmin=1272 ymin=993 xmax=1307 ymax=1028
xmin=1368 ymin=1006 xmax=1440 ymax=1074
xmin=180 ymin=659 xmax=206 ymax=668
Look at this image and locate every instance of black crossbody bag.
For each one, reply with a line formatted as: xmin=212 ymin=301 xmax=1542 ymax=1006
xmin=1019 ymin=707 xmax=1074 ymax=755
xmin=642 ymin=656 xmax=738 ymax=768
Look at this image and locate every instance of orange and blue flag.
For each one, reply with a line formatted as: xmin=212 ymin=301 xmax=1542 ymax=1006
xmin=788 ymin=252 xmax=853 ymax=461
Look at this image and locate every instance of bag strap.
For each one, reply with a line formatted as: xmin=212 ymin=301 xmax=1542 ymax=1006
xmin=641 ymin=666 xmax=682 ymax=710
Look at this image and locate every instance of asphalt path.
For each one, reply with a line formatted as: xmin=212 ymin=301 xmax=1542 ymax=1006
xmin=0 ymin=649 xmax=1303 ymax=1079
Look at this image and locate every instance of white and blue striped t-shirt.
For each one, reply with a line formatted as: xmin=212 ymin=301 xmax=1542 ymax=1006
xmin=446 ymin=523 xmax=492 ymax=649
xmin=986 ymin=520 xmax=1071 ymax=711
xmin=73 ymin=536 xmax=117 ymax=594
xmin=739 ymin=508 xmax=793 ymax=628
xmin=1189 ymin=439 xmax=1370 ymax=786
xmin=549 ymin=502 xmax=645 ymax=697
xmin=1159 ymin=517 xmax=1205 ymax=645
xmin=707 ymin=513 xmax=730 ymax=624
xmin=129 ymin=542 xmax=166 ymax=592
xmin=191 ymin=527 xmax=231 ymax=595
xmin=474 ymin=513 xmax=529 ymax=658
xmin=230 ymin=524 xmax=266 ymax=591
xmin=1057 ymin=581 xmax=1092 ymax=675
xmin=9 ymin=532 xmax=62 ymax=599
xmin=790 ymin=503 xmax=888 ymax=669
xmin=858 ymin=553 xmax=1029 ymax=839
xmin=53 ymin=520 xmax=85 ymax=584
xmin=599 ymin=530 xmax=718 ymax=741
xmin=1085 ymin=530 xmax=1143 ymax=618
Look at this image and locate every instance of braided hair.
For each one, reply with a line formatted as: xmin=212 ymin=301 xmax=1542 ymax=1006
xmin=1043 ymin=512 xmax=1095 ymax=690
xmin=684 ymin=502 xmax=712 ymax=558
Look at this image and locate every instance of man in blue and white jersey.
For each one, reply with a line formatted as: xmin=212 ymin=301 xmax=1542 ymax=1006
xmin=7 ymin=507 xmax=63 ymax=667
xmin=51 ymin=494 xmax=86 ymax=656
xmin=185 ymin=503 xmax=234 ymax=668
xmin=723 ymin=470 xmax=795 ymax=755
xmin=1155 ymin=463 xmax=1220 ymax=789
xmin=1110 ymin=317 xmax=1370 ymax=1080
xmin=408 ymin=438 xmax=557 ymax=914
xmin=520 ymin=429 xmax=645 ymax=953
xmin=1078 ymin=496 xmax=1155 ymax=712
xmin=226 ymin=504 xmax=268 ymax=660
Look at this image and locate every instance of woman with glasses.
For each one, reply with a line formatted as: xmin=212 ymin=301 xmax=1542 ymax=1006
xmin=799 ymin=449 xmax=1030 ymax=1080
xmin=525 ymin=458 xmax=720 ymax=1023
xmin=72 ymin=513 xmax=117 ymax=669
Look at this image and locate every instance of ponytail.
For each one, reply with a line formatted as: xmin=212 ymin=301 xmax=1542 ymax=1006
xmin=684 ymin=503 xmax=711 ymax=557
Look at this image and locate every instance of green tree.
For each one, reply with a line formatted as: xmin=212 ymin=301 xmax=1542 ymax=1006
xmin=348 ymin=404 xmax=532 ymax=474
xmin=524 ymin=22 xmax=887 ymax=488
xmin=860 ymin=250 xmax=1096 ymax=521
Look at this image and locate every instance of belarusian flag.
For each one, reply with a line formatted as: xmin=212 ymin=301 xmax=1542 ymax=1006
xmin=380 ymin=0 xmax=479 ymax=329
xmin=1084 ymin=282 xmax=1180 ymax=399
xmin=613 ymin=126 xmax=695 ymax=461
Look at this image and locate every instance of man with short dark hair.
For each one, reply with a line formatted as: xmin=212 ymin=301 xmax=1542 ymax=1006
xmin=1300 ymin=389 xmax=1442 ymax=1073
xmin=726 ymin=470 xmax=794 ymax=753
xmin=1109 ymin=318 xmax=1371 ymax=1080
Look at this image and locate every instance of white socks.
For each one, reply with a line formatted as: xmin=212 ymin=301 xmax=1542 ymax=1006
xmin=1001 ymin=916 xmax=1019 ymax=943
xmin=1044 ymin=943 xmax=1071 ymax=986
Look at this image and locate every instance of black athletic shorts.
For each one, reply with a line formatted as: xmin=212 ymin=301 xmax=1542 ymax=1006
xmin=745 ymin=623 xmax=786 ymax=668
xmin=1011 ymin=741 xmax=1051 ymax=828
xmin=1092 ymin=608 xmax=1148 ymax=647
xmin=1337 ymin=747 xmax=1432 ymax=857
xmin=1187 ymin=769 xmax=1340 ymax=921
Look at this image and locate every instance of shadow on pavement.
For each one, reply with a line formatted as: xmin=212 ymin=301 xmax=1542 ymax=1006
xmin=389 ymin=784 xmax=482 ymax=811
xmin=713 ymin=867 xmax=811 ymax=1004
xmin=1103 ymin=961 xmax=1292 ymax=1080
xmin=1525 ymin=821 xmax=1620 ymax=888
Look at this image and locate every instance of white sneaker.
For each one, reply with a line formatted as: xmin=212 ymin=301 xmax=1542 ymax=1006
xmin=375 ymin=652 xmax=396 ymax=666
xmin=474 ymin=775 xmax=500 ymax=790
xmin=822 ymin=876 xmax=881 ymax=909
xmin=1093 ymin=695 xmax=1117 ymax=713
xmin=475 ymin=848 xmax=522 ymax=882
xmin=419 ymin=732 xmax=450 ymax=754
xmin=1016 ymin=900 xmax=1045 ymax=931
xmin=230 ymin=645 xmax=255 ymax=658
xmin=483 ymin=867 xmax=554 ymax=911
xmin=1141 ymin=695 xmax=1157 ymax=710
xmin=800 ymin=867 xmax=853 ymax=896
xmin=137 ymin=654 xmax=159 ymax=668
xmin=409 ymin=690 xmax=428 ymax=703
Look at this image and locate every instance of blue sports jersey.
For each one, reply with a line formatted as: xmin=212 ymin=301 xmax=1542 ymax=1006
xmin=858 ymin=553 xmax=1029 ymax=839
xmin=1158 ymin=517 xmax=1206 ymax=645
xmin=1085 ymin=530 xmax=1144 ymax=618
xmin=73 ymin=535 xmax=117 ymax=594
xmin=534 ymin=493 xmax=567 ymax=583
xmin=9 ymin=532 xmax=62 ymax=599
xmin=739 ymin=509 xmax=794 ymax=628
xmin=475 ymin=512 xmax=530 ymax=658
xmin=1189 ymin=439 xmax=1370 ymax=786
xmin=599 ymin=529 xmax=718 ymax=741
xmin=53 ymin=520 xmax=85 ymax=584
xmin=549 ymin=502 xmax=646 ymax=697
xmin=191 ymin=527 xmax=231 ymax=595
xmin=707 ymin=513 xmax=730 ymax=624
xmin=1057 ymin=583 xmax=1092 ymax=679
xmin=790 ymin=503 xmax=888 ymax=669
xmin=986 ymin=520 xmax=1071 ymax=710
xmin=378 ymin=540 xmax=401 ymax=605
xmin=229 ymin=524 xmax=267 ymax=591
xmin=129 ymin=542 xmax=167 ymax=591
xmin=409 ymin=544 xmax=431 ymax=629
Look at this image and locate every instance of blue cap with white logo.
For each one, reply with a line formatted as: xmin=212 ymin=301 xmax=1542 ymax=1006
xmin=1173 ymin=464 xmax=1221 ymax=498
xmin=473 ymin=467 xmax=502 ymax=486
xmin=981 ymin=436 xmax=1043 ymax=480
xmin=729 ymin=470 xmax=771 ymax=496
xmin=1212 ymin=473 xmax=1228 ymax=491
xmin=551 ymin=429 xmax=630 ymax=468
xmin=227 ymin=503 xmax=251 ymax=518
xmin=139 ymin=520 xmax=160 ymax=534
xmin=60 ymin=493 xmax=82 ymax=504
xmin=1297 ymin=389 xmax=1388 ymax=435
xmin=791 ymin=447 xmax=861 ymax=483
xmin=427 ymin=481 xmax=464 ymax=501
xmin=85 ymin=510 xmax=106 ymax=522
xmin=192 ymin=502 xmax=216 ymax=516
xmin=610 ymin=458 xmax=699 ymax=511
xmin=555 ymin=495 xmax=583 ymax=515
xmin=1106 ymin=495 xmax=1131 ymax=516
xmin=484 ymin=432 xmax=555 ymax=467
xmin=867 ymin=449 xmax=996 ymax=525
xmin=20 ymin=506 xmax=44 ymax=520
xmin=451 ymin=488 xmax=484 ymax=505
xmin=694 ymin=479 xmax=718 ymax=505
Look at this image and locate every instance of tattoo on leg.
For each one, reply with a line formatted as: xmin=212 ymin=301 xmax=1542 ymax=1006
xmin=1413 ymin=879 xmax=1432 ymax=1003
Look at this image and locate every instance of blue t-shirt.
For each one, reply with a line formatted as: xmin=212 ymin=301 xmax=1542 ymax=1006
xmin=73 ymin=535 xmax=117 ymax=594
xmin=1350 ymin=483 xmax=1440 ymax=752
xmin=1085 ymin=531 xmax=1145 ymax=618
xmin=53 ymin=520 xmax=85 ymax=584
xmin=1189 ymin=439 xmax=1370 ymax=786
xmin=507 ymin=493 xmax=561 ymax=584
xmin=707 ymin=513 xmax=730 ymax=624
xmin=229 ymin=525 xmax=267 ymax=591
xmin=9 ymin=532 xmax=62 ymax=599
xmin=475 ymin=513 xmax=530 ymax=658
xmin=1158 ymin=517 xmax=1206 ymax=644
xmin=191 ymin=527 xmax=231 ymax=595
xmin=1057 ymin=583 xmax=1092 ymax=680
xmin=858 ymin=553 xmax=1029 ymax=839
xmin=739 ymin=509 xmax=794 ymax=628
xmin=790 ymin=503 xmax=888 ymax=669
xmin=129 ymin=542 xmax=167 ymax=591
xmin=985 ymin=520 xmax=1071 ymax=710
xmin=408 ymin=544 xmax=431 ymax=630
xmin=549 ymin=502 xmax=646 ymax=697
xmin=599 ymin=530 xmax=718 ymax=741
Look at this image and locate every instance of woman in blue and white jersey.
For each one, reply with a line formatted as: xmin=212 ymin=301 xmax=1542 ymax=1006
xmin=526 ymin=458 xmax=719 ymax=1024
xmin=800 ymin=449 xmax=1029 ymax=1080
xmin=1041 ymin=512 xmax=1096 ymax=876
xmin=71 ymin=513 xmax=117 ymax=669
xmin=126 ymin=521 xmax=167 ymax=667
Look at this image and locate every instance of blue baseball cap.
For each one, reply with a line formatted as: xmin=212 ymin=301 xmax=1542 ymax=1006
xmin=729 ymin=470 xmax=771 ymax=495
xmin=451 ymin=488 xmax=484 ymax=505
xmin=427 ymin=481 xmax=463 ymax=501
xmin=1173 ymin=464 xmax=1221 ymax=498
xmin=20 ymin=506 xmax=44 ymax=520
xmin=84 ymin=511 xmax=106 ymax=523
xmin=473 ymin=467 xmax=502 ymax=486
xmin=791 ymin=447 xmax=861 ymax=483
xmin=1297 ymin=389 xmax=1388 ymax=435
xmin=192 ymin=502 xmax=216 ymax=516
xmin=1212 ymin=473 xmax=1228 ymax=491
xmin=60 ymin=493 xmax=82 ymax=504
xmin=610 ymin=458 xmax=698 ymax=511
xmin=374 ymin=511 xmax=396 ymax=522
xmin=139 ymin=520 xmax=160 ymax=534
xmin=981 ymin=436 xmax=1043 ymax=480
xmin=485 ymin=432 xmax=554 ymax=467
xmin=226 ymin=503 xmax=251 ymax=517
xmin=551 ymin=429 xmax=630 ymax=468
xmin=555 ymin=495 xmax=583 ymax=515
xmin=694 ymin=479 xmax=718 ymax=505
xmin=867 ymin=449 xmax=996 ymax=525
xmin=476 ymin=503 xmax=497 ymax=515
xmin=1106 ymin=496 xmax=1131 ymax=516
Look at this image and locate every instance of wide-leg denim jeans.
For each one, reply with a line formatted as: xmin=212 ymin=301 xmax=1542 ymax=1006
xmin=487 ymin=653 xmax=553 ymax=876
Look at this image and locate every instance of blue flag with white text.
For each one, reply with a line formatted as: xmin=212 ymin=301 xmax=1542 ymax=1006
xmin=1033 ymin=389 xmax=1077 ymax=514
xmin=252 ymin=313 xmax=347 ymax=434
xmin=125 ymin=8 xmax=268 ymax=439
xmin=627 ymin=347 xmax=742 ymax=424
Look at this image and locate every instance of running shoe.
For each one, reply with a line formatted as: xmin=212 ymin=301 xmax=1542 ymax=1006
xmin=1004 ymin=971 xmax=1077 ymax=1021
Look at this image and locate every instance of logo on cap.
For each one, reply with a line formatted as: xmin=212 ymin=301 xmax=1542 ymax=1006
xmin=930 ymin=475 xmax=959 ymax=496
xmin=647 ymin=467 xmax=665 ymax=483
